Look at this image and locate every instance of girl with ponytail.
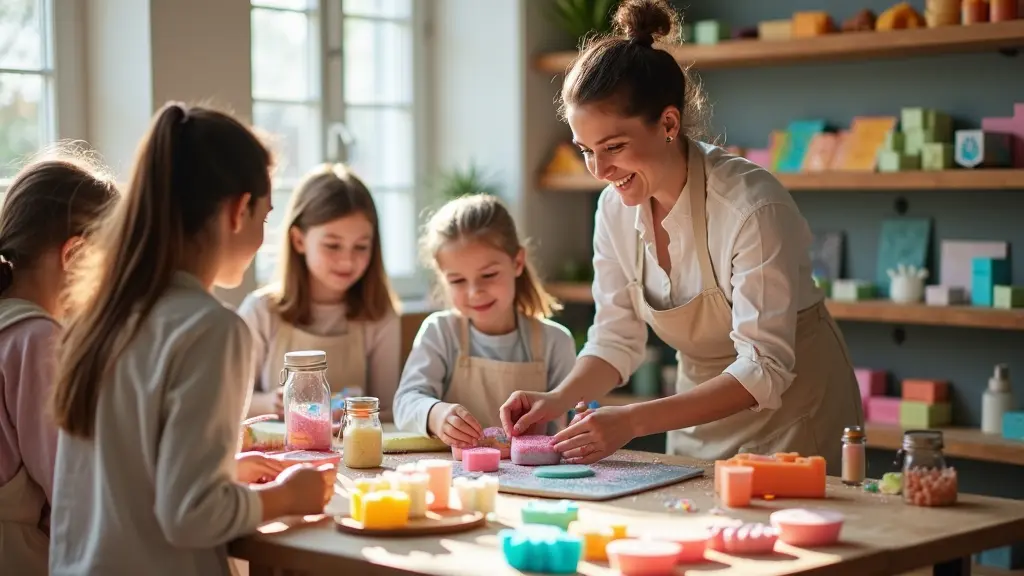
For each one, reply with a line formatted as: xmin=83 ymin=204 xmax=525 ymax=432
xmin=0 ymin=149 xmax=118 ymax=574
xmin=48 ymin=103 xmax=334 ymax=576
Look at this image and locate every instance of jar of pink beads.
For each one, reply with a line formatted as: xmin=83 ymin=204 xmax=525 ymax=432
xmin=899 ymin=430 xmax=957 ymax=507
xmin=282 ymin=350 xmax=332 ymax=452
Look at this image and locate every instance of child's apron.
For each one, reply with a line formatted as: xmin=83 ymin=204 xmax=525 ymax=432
xmin=263 ymin=320 xmax=367 ymax=395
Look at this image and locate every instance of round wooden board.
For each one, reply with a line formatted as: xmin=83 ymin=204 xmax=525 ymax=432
xmin=334 ymin=509 xmax=486 ymax=537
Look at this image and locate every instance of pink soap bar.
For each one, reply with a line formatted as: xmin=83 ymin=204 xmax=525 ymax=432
xmin=707 ymin=523 xmax=778 ymax=555
xmin=607 ymin=539 xmax=681 ymax=575
xmin=640 ymin=530 xmax=709 ymax=563
xmin=770 ymin=508 xmax=844 ymax=547
xmin=462 ymin=447 xmax=500 ymax=472
xmin=511 ymin=435 xmax=560 ymax=466
xmin=866 ymin=396 xmax=901 ymax=424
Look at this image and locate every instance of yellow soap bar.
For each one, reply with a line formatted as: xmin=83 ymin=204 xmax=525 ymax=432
xmin=569 ymin=521 xmax=615 ymax=561
xmin=350 ymin=477 xmax=389 ymax=522
xmin=361 ymin=490 xmax=411 ymax=529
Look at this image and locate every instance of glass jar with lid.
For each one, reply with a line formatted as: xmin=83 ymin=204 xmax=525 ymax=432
xmin=841 ymin=425 xmax=866 ymax=486
xmin=342 ymin=396 xmax=383 ymax=469
xmin=899 ymin=430 xmax=958 ymax=506
xmin=282 ymin=350 xmax=332 ymax=452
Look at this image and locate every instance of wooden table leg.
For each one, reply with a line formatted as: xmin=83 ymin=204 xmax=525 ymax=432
xmin=933 ymin=557 xmax=971 ymax=576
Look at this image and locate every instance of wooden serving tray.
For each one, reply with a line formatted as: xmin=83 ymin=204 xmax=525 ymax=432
xmin=334 ymin=509 xmax=486 ymax=537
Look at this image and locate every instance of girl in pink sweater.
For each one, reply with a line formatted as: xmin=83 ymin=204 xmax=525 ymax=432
xmin=0 ymin=153 xmax=118 ymax=574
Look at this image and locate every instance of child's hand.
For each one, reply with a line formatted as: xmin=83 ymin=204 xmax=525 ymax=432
xmin=236 ymin=451 xmax=286 ymax=484
xmin=276 ymin=464 xmax=335 ymax=515
xmin=427 ymin=402 xmax=483 ymax=448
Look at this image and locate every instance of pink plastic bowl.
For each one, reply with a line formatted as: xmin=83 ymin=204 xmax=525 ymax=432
xmin=607 ymin=539 xmax=682 ymax=575
xmin=770 ymin=508 xmax=845 ymax=547
xmin=640 ymin=530 xmax=709 ymax=563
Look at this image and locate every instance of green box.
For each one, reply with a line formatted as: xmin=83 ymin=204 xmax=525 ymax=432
xmin=993 ymin=285 xmax=1024 ymax=309
xmin=813 ymin=277 xmax=832 ymax=298
xmin=901 ymin=108 xmax=952 ymax=142
xmin=883 ymin=130 xmax=905 ymax=152
xmin=922 ymin=143 xmax=954 ymax=171
xmin=694 ymin=20 xmax=729 ymax=45
xmin=904 ymin=127 xmax=945 ymax=156
xmin=832 ymin=280 xmax=874 ymax=301
xmin=900 ymin=400 xmax=951 ymax=429
xmin=878 ymin=150 xmax=921 ymax=172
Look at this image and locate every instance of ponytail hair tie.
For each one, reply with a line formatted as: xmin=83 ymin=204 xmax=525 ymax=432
xmin=0 ymin=255 xmax=14 ymax=292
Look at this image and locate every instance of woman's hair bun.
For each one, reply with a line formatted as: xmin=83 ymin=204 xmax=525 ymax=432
xmin=613 ymin=0 xmax=677 ymax=48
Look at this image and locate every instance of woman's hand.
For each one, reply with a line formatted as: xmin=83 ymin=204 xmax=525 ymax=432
xmin=427 ymin=402 xmax=483 ymax=448
xmin=500 ymin=390 xmax=574 ymax=438
xmin=552 ymin=405 xmax=637 ymax=464
xmin=236 ymin=451 xmax=287 ymax=484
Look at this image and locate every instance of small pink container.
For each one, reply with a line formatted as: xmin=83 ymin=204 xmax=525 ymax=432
xmin=607 ymin=539 xmax=682 ymax=575
xmin=462 ymin=447 xmax=500 ymax=472
xmin=641 ymin=529 xmax=709 ymax=563
xmin=770 ymin=508 xmax=845 ymax=547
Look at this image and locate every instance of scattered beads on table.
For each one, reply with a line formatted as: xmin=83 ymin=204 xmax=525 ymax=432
xmin=904 ymin=467 xmax=958 ymax=507
xmin=663 ymin=498 xmax=697 ymax=512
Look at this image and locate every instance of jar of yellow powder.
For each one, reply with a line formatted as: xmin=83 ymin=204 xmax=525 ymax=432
xmin=342 ymin=396 xmax=383 ymax=469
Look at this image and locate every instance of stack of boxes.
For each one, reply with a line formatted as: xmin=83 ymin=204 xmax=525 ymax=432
xmin=856 ymin=368 xmax=888 ymax=423
xmin=900 ymin=379 xmax=952 ymax=429
xmin=878 ymin=108 xmax=954 ymax=172
xmin=971 ymin=256 xmax=1024 ymax=309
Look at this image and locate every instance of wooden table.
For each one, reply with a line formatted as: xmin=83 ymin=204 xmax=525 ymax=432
xmin=230 ymin=450 xmax=1024 ymax=576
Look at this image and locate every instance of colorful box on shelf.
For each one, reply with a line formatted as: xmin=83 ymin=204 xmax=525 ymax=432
xmin=978 ymin=543 xmax=1024 ymax=571
xmin=878 ymin=150 xmax=921 ymax=172
xmin=925 ymin=285 xmax=967 ymax=306
xmin=993 ymin=285 xmax=1024 ymax=309
xmin=791 ymin=11 xmax=834 ymax=37
xmin=922 ymin=143 xmax=954 ymax=171
xmin=855 ymin=369 xmax=887 ymax=420
xmin=758 ymin=19 xmax=792 ymax=41
xmin=955 ymin=130 xmax=1012 ymax=169
xmin=980 ymin=103 xmax=1024 ymax=168
xmin=902 ymin=379 xmax=948 ymax=404
xmin=900 ymin=401 xmax=952 ymax=429
xmin=1004 ymin=411 xmax=1024 ymax=441
xmin=866 ymin=396 xmax=902 ymax=425
xmin=713 ymin=453 xmax=826 ymax=498
xmin=971 ymin=257 xmax=1011 ymax=307
xmin=694 ymin=20 xmax=729 ymax=45
xmin=832 ymin=279 xmax=875 ymax=301
xmin=902 ymin=108 xmax=953 ymax=140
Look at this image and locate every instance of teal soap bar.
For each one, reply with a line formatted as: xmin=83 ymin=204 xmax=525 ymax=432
xmin=499 ymin=525 xmax=582 ymax=574
xmin=1003 ymin=411 xmax=1024 ymax=441
xmin=521 ymin=499 xmax=579 ymax=530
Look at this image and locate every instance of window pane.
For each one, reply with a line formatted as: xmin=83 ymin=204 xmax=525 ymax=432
xmin=375 ymin=189 xmax=417 ymax=277
xmin=252 ymin=0 xmax=314 ymax=10
xmin=256 ymin=189 xmax=296 ymax=285
xmin=345 ymin=107 xmax=412 ymax=188
xmin=254 ymin=101 xmax=321 ymax=185
xmin=343 ymin=18 xmax=411 ymax=105
xmin=0 ymin=0 xmax=42 ymax=70
xmin=0 ymin=73 xmax=44 ymax=180
xmin=342 ymin=0 xmax=411 ymax=19
xmin=252 ymin=8 xmax=315 ymax=101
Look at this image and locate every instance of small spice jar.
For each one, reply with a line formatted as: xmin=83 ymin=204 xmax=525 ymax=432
xmin=841 ymin=426 xmax=866 ymax=486
xmin=341 ymin=396 xmax=383 ymax=469
xmin=899 ymin=430 xmax=958 ymax=506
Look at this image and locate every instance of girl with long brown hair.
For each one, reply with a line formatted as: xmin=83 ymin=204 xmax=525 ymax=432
xmin=393 ymin=194 xmax=577 ymax=448
xmin=0 ymin=150 xmax=118 ymax=575
xmin=47 ymin=103 xmax=333 ymax=576
xmin=238 ymin=163 xmax=400 ymax=422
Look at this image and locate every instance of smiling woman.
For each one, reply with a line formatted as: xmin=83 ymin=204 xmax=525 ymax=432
xmin=500 ymin=0 xmax=864 ymax=474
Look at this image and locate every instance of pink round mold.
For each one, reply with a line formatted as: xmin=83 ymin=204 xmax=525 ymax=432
xmin=607 ymin=539 xmax=682 ymax=575
xmin=641 ymin=529 xmax=710 ymax=563
xmin=510 ymin=435 xmax=560 ymax=466
xmin=770 ymin=508 xmax=845 ymax=547
xmin=707 ymin=523 xmax=778 ymax=555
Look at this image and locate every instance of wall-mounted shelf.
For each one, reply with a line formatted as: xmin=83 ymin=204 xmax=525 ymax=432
xmin=534 ymin=20 xmax=1024 ymax=73
xmin=548 ymin=282 xmax=1024 ymax=331
xmin=539 ymin=170 xmax=1024 ymax=193
xmin=599 ymin=394 xmax=1024 ymax=466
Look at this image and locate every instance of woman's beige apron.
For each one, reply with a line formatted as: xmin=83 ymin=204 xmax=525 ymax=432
xmin=627 ymin=142 xmax=863 ymax=475
xmin=264 ymin=320 xmax=367 ymax=395
xmin=442 ymin=316 xmax=556 ymax=432
xmin=0 ymin=299 xmax=54 ymax=575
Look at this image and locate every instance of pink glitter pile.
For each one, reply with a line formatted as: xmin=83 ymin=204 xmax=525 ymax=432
xmin=286 ymin=410 xmax=332 ymax=451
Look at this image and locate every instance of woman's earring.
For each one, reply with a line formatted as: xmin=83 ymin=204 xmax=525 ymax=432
xmin=666 ymin=136 xmax=674 ymax=143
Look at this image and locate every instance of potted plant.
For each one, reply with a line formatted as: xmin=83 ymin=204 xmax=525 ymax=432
xmin=435 ymin=161 xmax=500 ymax=202
xmin=550 ymin=0 xmax=620 ymax=42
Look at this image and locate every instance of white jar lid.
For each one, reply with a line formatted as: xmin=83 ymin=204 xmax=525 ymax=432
xmin=284 ymin=350 xmax=327 ymax=368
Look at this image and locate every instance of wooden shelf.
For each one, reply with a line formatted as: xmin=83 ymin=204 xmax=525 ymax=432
xmin=864 ymin=423 xmax=1024 ymax=467
xmin=539 ymin=170 xmax=1024 ymax=192
xmin=549 ymin=283 xmax=1024 ymax=331
xmin=534 ymin=20 xmax=1024 ymax=73
xmin=599 ymin=395 xmax=1024 ymax=466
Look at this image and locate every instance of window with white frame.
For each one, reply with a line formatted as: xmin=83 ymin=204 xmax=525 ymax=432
xmin=0 ymin=0 xmax=54 ymax=184
xmin=251 ymin=0 xmax=427 ymax=296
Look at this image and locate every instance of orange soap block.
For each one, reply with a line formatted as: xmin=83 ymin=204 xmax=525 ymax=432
xmin=714 ymin=453 xmax=827 ymax=499
xmin=720 ymin=465 xmax=754 ymax=507
xmin=792 ymin=11 xmax=835 ymax=37
xmin=902 ymin=379 xmax=948 ymax=403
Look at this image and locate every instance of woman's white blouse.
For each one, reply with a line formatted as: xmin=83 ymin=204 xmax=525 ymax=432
xmin=579 ymin=142 xmax=824 ymax=412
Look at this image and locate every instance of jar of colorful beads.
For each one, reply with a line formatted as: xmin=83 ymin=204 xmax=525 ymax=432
xmin=342 ymin=396 xmax=383 ymax=469
xmin=899 ymin=430 xmax=957 ymax=507
xmin=282 ymin=350 xmax=332 ymax=452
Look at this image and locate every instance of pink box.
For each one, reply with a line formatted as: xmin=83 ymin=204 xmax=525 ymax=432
xmin=462 ymin=447 xmax=500 ymax=472
xmin=866 ymin=397 xmax=901 ymax=425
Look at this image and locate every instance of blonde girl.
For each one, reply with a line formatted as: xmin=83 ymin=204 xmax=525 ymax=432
xmin=48 ymin=103 xmax=332 ymax=576
xmin=238 ymin=163 xmax=400 ymax=421
xmin=0 ymin=152 xmax=118 ymax=574
xmin=393 ymin=194 xmax=577 ymax=448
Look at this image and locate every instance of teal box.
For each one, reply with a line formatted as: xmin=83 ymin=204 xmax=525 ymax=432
xmin=978 ymin=542 xmax=1024 ymax=570
xmin=971 ymin=257 xmax=1011 ymax=307
xmin=694 ymin=20 xmax=729 ymax=45
xmin=1004 ymin=411 xmax=1024 ymax=441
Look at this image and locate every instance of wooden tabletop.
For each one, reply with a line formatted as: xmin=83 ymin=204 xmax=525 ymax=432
xmin=229 ymin=450 xmax=1024 ymax=576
